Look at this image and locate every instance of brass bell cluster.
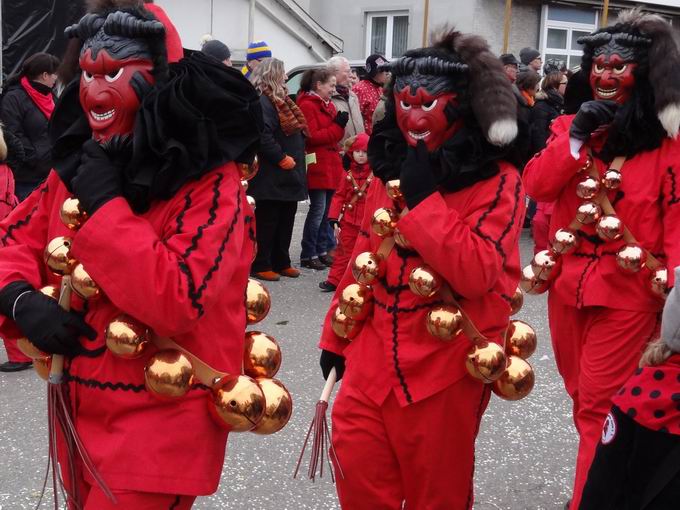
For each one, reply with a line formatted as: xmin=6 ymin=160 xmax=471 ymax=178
xmin=240 ymin=156 xmax=258 ymax=210
xmin=522 ymin=157 xmax=667 ymax=297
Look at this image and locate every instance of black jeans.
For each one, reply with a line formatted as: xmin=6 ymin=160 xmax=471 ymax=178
xmin=252 ymin=200 xmax=298 ymax=272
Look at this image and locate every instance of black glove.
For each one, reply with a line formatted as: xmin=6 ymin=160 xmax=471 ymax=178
xmin=334 ymin=111 xmax=349 ymax=128
xmin=399 ymin=140 xmax=437 ymax=209
xmin=320 ymin=349 xmax=345 ymax=381
xmin=71 ymin=139 xmax=123 ymax=214
xmin=569 ymin=100 xmax=618 ymax=142
xmin=0 ymin=281 xmax=96 ymax=357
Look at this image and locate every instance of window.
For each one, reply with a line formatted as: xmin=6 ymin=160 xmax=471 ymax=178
xmin=540 ymin=5 xmax=598 ymax=70
xmin=365 ymin=11 xmax=409 ymax=59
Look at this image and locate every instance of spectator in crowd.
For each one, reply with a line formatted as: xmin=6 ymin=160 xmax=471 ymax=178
xmin=1 ymin=52 xmax=59 ymax=201
xmin=296 ymin=68 xmax=346 ymax=270
xmin=241 ymin=40 xmax=272 ymax=79
xmin=353 ymin=54 xmax=389 ymax=135
xmin=348 ymin=69 xmax=359 ymax=88
xmin=500 ymin=53 xmax=519 ymax=84
xmin=248 ymin=58 xmax=308 ymax=281
xmin=201 ymin=37 xmax=232 ymax=67
xmin=513 ymin=69 xmax=540 ymax=167
xmin=327 ymin=56 xmax=364 ymax=144
xmin=520 ymin=47 xmax=542 ymax=72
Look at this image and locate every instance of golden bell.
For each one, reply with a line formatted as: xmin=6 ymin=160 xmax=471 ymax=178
xmin=239 ymin=156 xmax=259 ymax=180
xmin=60 ymin=197 xmax=88 ymax=230
xmin=346 ymin=203 xmax=354 ymax=211
xmin=386 ymin=179 xmax=405 ymax=208
xmin=351 ymin=251 xmax=385 ymax=285
xmin=43 ymin=236 xmax=77 ymax=276
xmin=144 ymin=349 xmax=194 ymax=399
xmin=576 ymin=176 xmax=601 ymax=200
xmin=371 ymin=207 xmax=398 ymax=238
xmin=519 ymin=265 xmax=549 ymax=295
xmin=616 ymin=243 xmax=646 ymax=273
xmin=408 ymin=265 xmax=442 ymax=298
xmin=576 ymin=202 xmax=602 ymax=225
xmin=243 ymin=331 xmax=282 ymax=379
xmin=241 ymin=179 xmax=249 ymax=191
xmin=210 ymin=374 xmax=266 ymax=432
xmin=331 ymin=307 xmax=362 ymax=339
xmin=510 ymin=287 xmax=524 ymax=315
xmin=17 ymin=338 xmax=46 ymax=359
xmin=357 ymin=191 xmax=365 ymax=199
xmin=650 ymin=267 xmax=668 ymax=297
xmin=393 ymin=228 xmax=412 ymax=250
xmin=39 ymin=285 xmax=59 ymax=300
xmin=602 ymin=169 xmax=622 ymax=190
xmin=105 ymin=315 xmax=149 ymax=359
xmin=251 ymin=378 xmax=293 ymax=435
xmin=352 ymin=186 xmax=359 ymax=193
xmin=466 ymin=342 xmax=507 ymax=383
xmin=425 ymin=305 xmax=462 ymax=341
xmin=531 ymin=250 xmax=561 ymax=281
xmin=246 ymin=195 xmax=256 ymax=209
xmin=338 ymin=283 xmax=373 ymax=321
xmin=246 ymin=278 xmax=272 ymax=325
xmin=345 ymin=174 xmax=353 ymax=182
xmin=33 ymin=357 xmax=51 ymax=381
xmin=505 ymin=320 xmax=537 ymax=359
xmin=70 ymin=263 xmax=100 ymax=300
xmin=551 ymin=228 xmax=580 ymax=255
xmin=595 ymin=215 xmax=623 ymax=242
xmin=492 ymin=356 xmax=535 ymax=401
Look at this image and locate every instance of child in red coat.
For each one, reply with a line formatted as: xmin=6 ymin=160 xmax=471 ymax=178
xmin=319 ymin=133 xmax=372 ymax=292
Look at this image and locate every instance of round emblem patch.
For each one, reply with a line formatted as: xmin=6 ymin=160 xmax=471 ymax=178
xmin=601 ymin=412 xmax=617 ymax=445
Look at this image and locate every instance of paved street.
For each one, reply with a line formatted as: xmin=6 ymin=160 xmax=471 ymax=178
xmin=0 ymin=205 xmax=576 ymax=510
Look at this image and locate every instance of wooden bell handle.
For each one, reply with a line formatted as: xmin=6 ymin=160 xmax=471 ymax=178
xmin=48 ymin=276 xmax=72 ymax=384
xmin=320 ymin=367 xmax=337 ymax=403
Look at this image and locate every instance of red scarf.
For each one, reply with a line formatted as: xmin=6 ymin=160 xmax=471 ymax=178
xmin=20 ymin=76 xmax=54 ymax=119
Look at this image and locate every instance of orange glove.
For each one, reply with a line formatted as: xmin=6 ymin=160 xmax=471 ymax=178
xmin=279 ymin=155 xmax=296 ymax=170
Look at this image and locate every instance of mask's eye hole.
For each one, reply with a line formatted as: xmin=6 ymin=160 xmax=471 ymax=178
xmin=593 ymin=64 xmax=605 ymax=74
xmin=82 ymin=70 xmax=94 ymax=82
xmin=612 ymin=64 xmax=627 ymax=75
xmin=105 ymin=68 xmax=124 ymax=82
xmin=421 ymin=99 xmax=438 ymax=112
xmin=399 ymin=100 xmax=411 ymax=111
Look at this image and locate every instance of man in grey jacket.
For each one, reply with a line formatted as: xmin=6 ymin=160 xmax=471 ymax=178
xmin=327 ymin=56 xmax=365 ymax=144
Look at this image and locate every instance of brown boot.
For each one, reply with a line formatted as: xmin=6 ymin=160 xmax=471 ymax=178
xmin=251 ymin=270 xmax=281 ymax=281
xmin=278 ymin=267 xmax=300 ymax=278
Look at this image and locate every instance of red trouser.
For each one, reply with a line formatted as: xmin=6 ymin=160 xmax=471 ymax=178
xmin=547 ymin=292 xmax=658 ymax=509
xmin=531 ymin=209 xmax=550 ymax=255
xmin=74 ymin=483 xmax=196 ymax=510
xmin=2 ymin=338 xmax=31 ymax=362
xmin=331 ymin=377 xmax=490 ymax=509
xmin=327 ymin=223 xmax=360 ymax=286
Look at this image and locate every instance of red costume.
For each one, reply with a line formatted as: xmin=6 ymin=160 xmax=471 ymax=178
xmin=523 ymin=11 xmax=680 ymax=508
xmin=326 ymin=133 xmax=372 ymax=287
xmin=353 ymin=79 xmax=383 ymax=135
xmin=318 ymin=29 xmax=526 ymax=508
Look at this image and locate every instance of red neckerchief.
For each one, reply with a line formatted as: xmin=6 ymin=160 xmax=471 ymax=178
xmin=20 ymin=76 xmax=54 ymax=119
xmin=612 ymin=353 xmax=680 ymax=435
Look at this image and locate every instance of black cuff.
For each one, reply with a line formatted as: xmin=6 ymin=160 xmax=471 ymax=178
xmin=0 ymin=281 xmax=33 ymax=318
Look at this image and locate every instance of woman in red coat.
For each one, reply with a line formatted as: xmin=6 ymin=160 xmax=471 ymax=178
xmin=296 ymin=68 xmax=347 ymax=271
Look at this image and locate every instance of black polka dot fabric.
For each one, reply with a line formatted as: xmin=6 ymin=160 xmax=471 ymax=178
xmin=612 ymin=354 xmax=680 ymax=435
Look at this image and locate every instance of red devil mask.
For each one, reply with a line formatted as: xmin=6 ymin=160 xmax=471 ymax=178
xmin=589 ymin=53 xmax=637 ymax=104
xmin=79 ymin=49 xmax=154 ymax=142
xmin=394 ymin=88 xmax=462 ymax=151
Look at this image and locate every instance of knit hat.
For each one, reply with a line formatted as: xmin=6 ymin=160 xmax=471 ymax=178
xmin=662 ymin=266 xmax=680 ymax=352
xmin=365 ymin=54 xmax=389 ymax=78
xmin=247 ymin=40 xmax=272 ymax=61
xmin=348 ymin=132 xmax=369 ymax=153
xmin=500 ymin=53 xmax=519 ymax=67
xmin=519 ymin=47 xmax=541 ymax=65
xmin=201 ymin=39 xmax=231 ymax=62
xmin=543 ymin=58 xmax=563 ymax=75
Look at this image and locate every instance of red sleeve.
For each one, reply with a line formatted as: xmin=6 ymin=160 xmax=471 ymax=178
xmin=662 ymin=155 xmax=680 ymax=287
xmin=298 ymin=101 xmax=344 ymax=147
xmin=397 ymin=168 xmax=525 ymax=300
xmin=328 ymin=177 xmax=350 ymax=220
xmin=70 ymin=167 xmax=246 ymax=338
xmin=523 ymin=115 xmax=589 ymax=202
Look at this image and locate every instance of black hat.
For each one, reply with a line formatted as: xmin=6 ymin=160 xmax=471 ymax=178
xmin=543 ymin=58 xmax=563 ymax=75
xmin=201 ymin=39 xmax=231 ymax=62
xmin=519 ymin=47 xmax=541 ymax=65
xmin=365 ymin=53 xmax=389 ymax=78
xmin=500 ymin=53 xmax=519 ymax=66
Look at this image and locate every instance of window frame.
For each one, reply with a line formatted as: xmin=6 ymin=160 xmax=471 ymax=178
xmin=364 ymin=10 xmax=409 ymax=60
xmin=539 ymin=4 xmax=598 ymax=70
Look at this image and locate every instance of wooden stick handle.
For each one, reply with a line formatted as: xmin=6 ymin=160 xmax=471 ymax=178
xmin=320 ymin=367 xmax=337 ymax=403
xmin=48 ymin=276 xmax=72 ymax=384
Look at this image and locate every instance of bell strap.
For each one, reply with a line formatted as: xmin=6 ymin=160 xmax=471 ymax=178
xmin=339 ymin=172 xmax=373 ymax=223
xmin=48 ymin=277 xmax=72 ymax=384
xmin=152 ymin=335 xmax=227 ymax=388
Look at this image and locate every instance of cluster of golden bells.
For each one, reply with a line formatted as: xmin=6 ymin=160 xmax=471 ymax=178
xmin=521 ymin=157 xmax=668 ymax=297
xmin=20 ymin=182 xmax=292 ymax=435
xmin=329 ymin=180 xmax=536 ymax=401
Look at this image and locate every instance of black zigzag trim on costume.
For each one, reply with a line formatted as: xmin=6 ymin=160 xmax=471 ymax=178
xmin=465 ymin=386 xmax=491 ymax=510
xmin=576 ymin=257 xmax=597 ymax=308
xmin=572 ymin=252 xmax=598 ymax=259
xmin=496 ymin=176 xmax=522 ymax=249
xmin=577 ymin=231 xmax=605 ymax=246
xmin=174 ymin=191 xmax=193 ymax=237
xmin=472 ymin=174 xmax=512 ymax=263
xmin=668 ymin=167 xmax=679 ymax=205
xmin=377 ymin=275 xmax=410 ymax=294
xmin=77 ymin=345 xmax=107 ymax=358
xmin=194 ymin=186 xmax=242 ymax=306
xmin=358 ymin=229 xmax=370 ymax=239
xmin=66 ymin=373 xmax=211 ymax=393
xmin=0 ymin=183 xmax=49 ymax=246
xmin=500 ymin=293 xmax=512 ymax=303
xmin=374 ymin=297 xmax=444 ymax=313
xmin=177 ymin=173 xmax=224 ymax=317
xmin=245 ymin=214 xmax=256 ymax=242
xmin=474 ymin=174 xmax=506 ymax=232
xmin=391 ymin=254 xmax=412 ymax=404
xmin=169 ymin=496 xmax=182 ymax=510
xmin=394 ymin=245 xmax=420 ymax=258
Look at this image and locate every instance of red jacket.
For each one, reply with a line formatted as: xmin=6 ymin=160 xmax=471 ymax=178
xmin=0 ymin=165 xmax=253 ymax=495
xmin=319 ymin=163 xmax=525 ymax=406
xmin=296 ymin=92 xmax=344 ymax=190
xmin=524 ymin=115 xmax=680 ymax=311
xmin=327 ymin=160 xmax=371 ymax=228
xmin=353 ymin=79 xmax=382 ymax=135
